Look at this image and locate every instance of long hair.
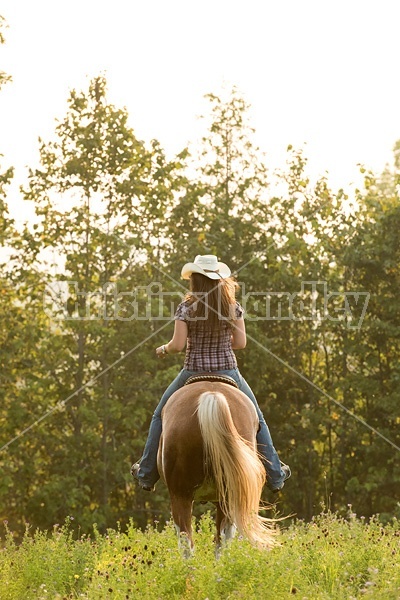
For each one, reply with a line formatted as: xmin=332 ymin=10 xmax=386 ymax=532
xmin=184 ymin=273 xmax=239 ymax=328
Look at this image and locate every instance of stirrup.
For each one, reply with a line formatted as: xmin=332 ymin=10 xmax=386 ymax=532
xmin=131 ymin=462 xmax=155 ymax=492
xmin=271 ymin=463 xmax=291 ymax=493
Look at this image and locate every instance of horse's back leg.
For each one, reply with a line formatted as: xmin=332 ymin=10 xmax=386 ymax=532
xmin=170 ymin=494 xmax=194 ymax=559
xmin=215 ymin=502 xmax=237 ymax=558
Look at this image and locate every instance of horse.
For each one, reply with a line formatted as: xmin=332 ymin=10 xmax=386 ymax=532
xmin=157 ymin=379 xmax=277 ymax=557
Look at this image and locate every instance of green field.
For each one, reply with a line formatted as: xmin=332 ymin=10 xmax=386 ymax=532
xmin=1 ymin=511 xmax=399 ymax=599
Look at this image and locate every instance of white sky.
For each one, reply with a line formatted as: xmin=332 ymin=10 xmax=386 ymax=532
xmin=1 ymin=0 xmax=400 ymax=221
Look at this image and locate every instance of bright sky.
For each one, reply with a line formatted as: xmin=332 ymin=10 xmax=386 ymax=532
xmin=1 ymin=0 xmax=400 ymax=221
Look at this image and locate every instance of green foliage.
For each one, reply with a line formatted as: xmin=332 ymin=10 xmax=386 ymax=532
xmin=0 ymin=15 xmax=12 ymax=90
xmin=0 ymin=162 xmax=13 ymax=242
xmin=1 ymin=75 xmax=186 ymax=535
xmin=0 ymin=517 xmax=96 ymax=599
xmin=0 ymin=512 xmax=399 ymax=599
xmin=0 ymin=74 xmax=399 ymax=538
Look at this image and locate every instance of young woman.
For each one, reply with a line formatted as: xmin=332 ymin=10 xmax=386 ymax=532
xmin=132 ymin=255 xmax=291 ymax=492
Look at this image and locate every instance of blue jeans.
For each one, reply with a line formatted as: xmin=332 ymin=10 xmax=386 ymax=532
xmin=137 ymin=368 xmax=286 ymax=490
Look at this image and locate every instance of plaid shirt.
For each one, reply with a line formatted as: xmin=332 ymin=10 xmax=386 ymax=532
xmin=174 ymin=300 xmax=244 ymax=372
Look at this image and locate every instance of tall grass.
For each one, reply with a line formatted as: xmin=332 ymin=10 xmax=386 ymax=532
xmin=1 ymin=511 xmax=399 ymax=599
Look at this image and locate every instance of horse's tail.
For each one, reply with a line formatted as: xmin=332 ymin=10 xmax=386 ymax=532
xmin=196 ymin=391 xmax=277 ymax=548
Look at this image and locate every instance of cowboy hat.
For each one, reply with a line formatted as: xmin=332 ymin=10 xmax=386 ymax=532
xmin=181 ymin=255 xmax=231 ymax=280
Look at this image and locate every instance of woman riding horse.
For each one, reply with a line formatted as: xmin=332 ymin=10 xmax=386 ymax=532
xmin=132 ymin=254 xmax=291 ymax=493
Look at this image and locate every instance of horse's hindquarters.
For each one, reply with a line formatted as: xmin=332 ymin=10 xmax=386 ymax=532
xmin=159 ymin=382 xmax=276 ymax=552
xmin=160 ymin=400 xmax=205 ymax=492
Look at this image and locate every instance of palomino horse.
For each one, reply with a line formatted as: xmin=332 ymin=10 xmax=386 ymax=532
xmin=157 ymin=379 xmax=277 ymax=556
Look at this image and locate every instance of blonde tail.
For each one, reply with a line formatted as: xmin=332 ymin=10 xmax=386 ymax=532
xmin=197 ymin=391 xmax=277 ymax=548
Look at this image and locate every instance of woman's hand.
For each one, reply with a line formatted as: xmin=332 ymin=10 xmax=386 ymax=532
xmin=156 ymin=345 xmax=168 ymax=358
xmin=156 ymin=321 xmax=188 ymax=358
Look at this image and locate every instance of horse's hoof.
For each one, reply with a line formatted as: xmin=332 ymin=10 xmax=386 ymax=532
xmin=178 ymin=532 xmax=194 ymax=559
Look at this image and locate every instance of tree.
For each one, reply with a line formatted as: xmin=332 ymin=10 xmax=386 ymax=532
xmin=0 ymin=15 xmax=13 ymax=239
xmin=335 ymin=157 xmax=400 ymax=519
xmin=2 ymin=77 xmax=399 ymax=535
xmin=1 ymin=76 xmax=187 ymax=534
xmin=168 ymin=87 xmax=272 ymax=270
xmin=0 ymin=15 xmax=11 ymax=91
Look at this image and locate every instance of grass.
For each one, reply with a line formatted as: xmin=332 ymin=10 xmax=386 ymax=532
xmin=0 ymin=511 xmax=399 ymax=599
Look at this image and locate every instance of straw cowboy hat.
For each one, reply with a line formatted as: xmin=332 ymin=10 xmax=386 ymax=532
xmin=181 ymin=255 xmax=231 ymax=280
